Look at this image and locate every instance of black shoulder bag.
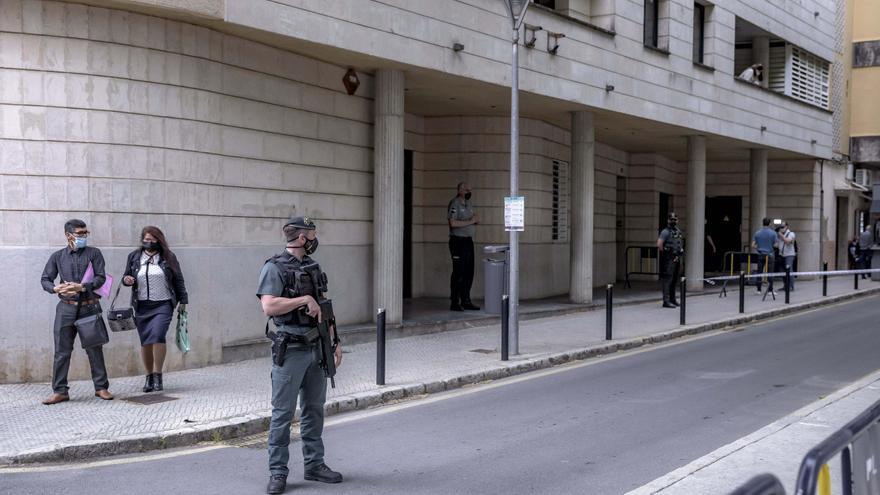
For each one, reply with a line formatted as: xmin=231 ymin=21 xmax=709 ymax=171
xmin=107 ymin=283 xmax=136 ymax=332
xmin=74 ymin=293 xmax=110 ymax=349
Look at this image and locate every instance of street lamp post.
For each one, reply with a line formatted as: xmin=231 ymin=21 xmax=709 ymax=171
xmin=503 ymin=0 xmax=530 ymax=356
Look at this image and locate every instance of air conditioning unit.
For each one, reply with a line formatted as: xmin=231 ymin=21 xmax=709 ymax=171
xmin=855 ymin=169 xmax=872 ymax=188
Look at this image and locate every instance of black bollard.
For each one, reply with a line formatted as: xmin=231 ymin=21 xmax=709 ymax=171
xmin=855 ymin=272 xmax=860 ymax=291
xmin=679 ymin=277 xmax=687 ymax=325
xmin=376 ymin=308 xmax=386 ymax=386
xmin=605 ymin=284 xmax=613 ymax=340
xmin=822 ymin=262 xmax=828 ymax=297
xmin=738 ymin=271 xmax=745 ymax=314
xmin=501 ymin=294 xmax=509 ymax=361
xmin=784 ymin=267 xmax=791 ymax=304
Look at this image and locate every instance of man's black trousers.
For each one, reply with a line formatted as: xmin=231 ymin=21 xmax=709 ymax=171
xmin=449 ymin=236 xmax=475 ymax=304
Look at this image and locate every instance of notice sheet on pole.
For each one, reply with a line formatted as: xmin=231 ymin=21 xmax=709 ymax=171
xmin=504 ymin=196 xmax=525 ymax=231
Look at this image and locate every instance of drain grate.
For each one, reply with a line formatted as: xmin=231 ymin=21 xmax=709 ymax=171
xmin=124 ymin=394 xmax=179 ymax=405
xmin=469 ymin=349 xmax=495 ymax=354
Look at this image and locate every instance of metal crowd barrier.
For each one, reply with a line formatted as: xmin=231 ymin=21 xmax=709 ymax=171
xmin=624 ymin=245 xmax=659 ymax=288
xmin=794 ymin=399 xmax=880 ymax=495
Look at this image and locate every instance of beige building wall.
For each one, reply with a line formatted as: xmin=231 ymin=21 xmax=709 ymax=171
xmin=0 ymin=0 xmax=375 ymax=382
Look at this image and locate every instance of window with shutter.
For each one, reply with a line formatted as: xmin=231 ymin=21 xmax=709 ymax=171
xmin=552 ymin=160 xmax=570 ymax=242
xmin=788 ymin=46 xmax=830 ymax=109
xmin=768 ymin=40 xmax=786 ymax=93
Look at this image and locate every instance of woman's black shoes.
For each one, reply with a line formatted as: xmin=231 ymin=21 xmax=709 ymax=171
xmin=143 ymin=374 xmax=155 ymax=393
xmin=154 ymin=373 xmax=163 ymax=392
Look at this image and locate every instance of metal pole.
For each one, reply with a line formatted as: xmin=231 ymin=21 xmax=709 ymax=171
xmin=784 ymin=267 xmax=791 ymax=304
xmin=605 ymin=284 xmax=612 ymax=340
xmin=501 ymin=294 xmax=509 ymax=361
xmin=855 ymin=272 xmax=859 ymax=291
xmin=679 ymin=277 xmax=686 ymax=325
xmin=739 ymin=271 xmax=745 ymax=314
xmin=376 ymin=308 xmax=386 ymax=386
xmin=508 ymin=25 xmax=520 ymax=356
xmin=822 ymin=261 xmax=828 ymax=296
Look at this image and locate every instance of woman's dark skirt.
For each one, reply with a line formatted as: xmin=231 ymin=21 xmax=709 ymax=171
xmin=135 ymin=300 xmax=173 ymax=345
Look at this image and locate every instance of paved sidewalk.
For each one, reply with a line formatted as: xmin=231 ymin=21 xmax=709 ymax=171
xmin=1 ymin=277 xmax=878 ymax=465
xmin=627 ymin=368 xmax=880 ymax=495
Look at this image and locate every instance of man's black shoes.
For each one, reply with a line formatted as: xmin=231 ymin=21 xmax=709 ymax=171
xmin=461 ymin=301 xmax=480 ymax=310
xmin=662 ymin=302 xmax=676 ymax=308
xmin=266 ymin=474 xmax=287 ymax=494
xmin=304 ymin=463 xmax=343 ymax=484
xmin=450 ymin=302 xmax=464 ymax=311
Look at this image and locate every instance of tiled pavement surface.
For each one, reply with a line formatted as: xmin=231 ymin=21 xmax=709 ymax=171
xmin=1 ymin=277 xmax=877 ymax=464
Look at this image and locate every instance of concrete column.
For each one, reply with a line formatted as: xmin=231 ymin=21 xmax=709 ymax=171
xmin=752 ymin=36 xmax=770 ymax=89
xmin=686 ymin=136 xmax=706 ymax=291
xmin=570 ymin=111 xmax=595 ymax=304
xmin=373 ymin=69 xmax=405 ymax=324
xmin=749 ymin=149 xmax=768 ymax=239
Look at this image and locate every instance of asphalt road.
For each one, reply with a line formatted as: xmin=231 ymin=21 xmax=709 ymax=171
xmin=3 ymin=296 xmax=880 ymax=495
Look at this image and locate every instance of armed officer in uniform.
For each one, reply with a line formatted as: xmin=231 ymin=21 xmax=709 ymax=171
xmin=257 ymin=216 xmax=344 ymax=494
xmin=447 ymin=182 xmax=480 ymax=311
xmin=657 ymin=212 xmax=684 ymax=308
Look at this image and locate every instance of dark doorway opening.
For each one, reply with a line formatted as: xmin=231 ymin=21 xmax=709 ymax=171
xmin=705 ymin=196 xmax=743 ymax=273
xmin=658 ymin=192 xmax=672 ymax=235
xmin=836 ymin=196 xmax=847 ymax=269
xmin=403 ymin=150 xmax=413 ymax=299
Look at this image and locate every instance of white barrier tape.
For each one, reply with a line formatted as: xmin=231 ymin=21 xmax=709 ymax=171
xmin=703 ymin=268 xmax=880 ymax=283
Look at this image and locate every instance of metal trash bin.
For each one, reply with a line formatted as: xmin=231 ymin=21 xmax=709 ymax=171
xmin=483 ymin=245 xmax=509 ymax=315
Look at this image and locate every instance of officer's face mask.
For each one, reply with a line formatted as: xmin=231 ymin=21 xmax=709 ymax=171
xmin=304 ymin=237 xmax=319 ymax=255
xmin=464 ymin=192 xmax=472 ymax=201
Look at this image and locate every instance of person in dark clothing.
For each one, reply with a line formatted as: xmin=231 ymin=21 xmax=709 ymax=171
xmin=122 ymin=226 xmax=188 ymax=393
xmin=657 ymin=212 xmax=684 ymax=308
xmin=752 ymin=218 xmax=778 ymax=295
xmin=39 ymin=219 xmax=113 ymax=405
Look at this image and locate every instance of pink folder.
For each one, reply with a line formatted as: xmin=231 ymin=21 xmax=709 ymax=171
xmin=82 ymin=262 xmax=113 ymax=299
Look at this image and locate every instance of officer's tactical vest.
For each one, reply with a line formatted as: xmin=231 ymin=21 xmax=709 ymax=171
xmin=266 ymin=252 xmax=320 ymax=327
xmin=664 ymin=227 xmax=684 ymax=255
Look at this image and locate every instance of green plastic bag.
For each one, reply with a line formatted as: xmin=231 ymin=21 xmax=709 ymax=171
xmin=176 ymin=309 xmax=190 ymax=354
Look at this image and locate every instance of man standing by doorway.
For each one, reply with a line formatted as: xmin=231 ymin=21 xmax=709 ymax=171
xmin=859 ymin=225 xmax=873 ymax=279
xmin=657 ymin=213 xmax=684 ymax=309
xmin=448 ymin=182 xmax=480 ymax=311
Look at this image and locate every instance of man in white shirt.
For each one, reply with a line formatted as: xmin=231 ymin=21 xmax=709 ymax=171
xmin=739 ymin=63 xmax=764 ymax=85
xmin=778 ymin=222 xmax=796 ymax=291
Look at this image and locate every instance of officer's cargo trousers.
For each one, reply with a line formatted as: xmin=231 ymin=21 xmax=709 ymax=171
xmin=268 ymin=344 xmax=327 ymax=476
xmin=661 ymin=258 xmax=680 ymax=304
xmin=448 ymin=235 xmax=475 ymax=304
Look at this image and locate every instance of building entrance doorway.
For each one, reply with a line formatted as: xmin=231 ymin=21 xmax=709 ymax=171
xmin=705 ymin=196 xmax=742 ymax=273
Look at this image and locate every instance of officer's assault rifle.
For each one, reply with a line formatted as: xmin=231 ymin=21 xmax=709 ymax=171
xmin=302 ymin=262 xmax=338 ymax=389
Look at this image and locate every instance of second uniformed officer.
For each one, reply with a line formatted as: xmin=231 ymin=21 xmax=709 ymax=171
xmin=657 ymin=212 xmax=684 ymax=308
xmin=257 ymin=217 xmax=343 ymax=494
xmin=447 ymin=182 xmax=480 ymax=311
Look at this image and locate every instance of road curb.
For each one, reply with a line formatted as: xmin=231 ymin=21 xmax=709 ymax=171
xmin=4 ymin=287 xmax=879 ymax=466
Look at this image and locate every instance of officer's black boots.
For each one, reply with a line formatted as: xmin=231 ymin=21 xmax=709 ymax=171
xmin=461 ymin=300 xmax=480 ymax=311
xmin=143 ymin=374 xmax=154 ymax=393
xmin=154 ymin=373 xmax=163 ymax=391
xmin=304 ymin=463 xmax=343 ymax=484
xmin=450 ymin=301 xmax=464 ymax=311
xmin=266 ymin=474 xmax=287 ymax=494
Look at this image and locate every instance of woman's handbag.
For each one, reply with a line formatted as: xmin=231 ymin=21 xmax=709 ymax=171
xmin=175 ymin=308 xmax=190 ymax=354
xmin=106 ymin=284 xmax=136 ymax=333
xmin=74 ymin=298 xmax=110 ymax=349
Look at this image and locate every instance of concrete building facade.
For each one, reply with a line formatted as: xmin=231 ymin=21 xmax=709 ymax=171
xmin=0 ymin=0 xmax=840 ymax=383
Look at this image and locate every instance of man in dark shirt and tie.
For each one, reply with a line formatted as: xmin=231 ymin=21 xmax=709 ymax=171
xmin=39 ymin=219 xmax=113 ymax=405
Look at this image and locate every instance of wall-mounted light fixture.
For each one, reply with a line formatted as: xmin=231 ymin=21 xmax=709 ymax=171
xmin=547 ymin=31 xmax=565 ymax=55
xmin=760 ymin=125 xmax=767 ymax=133
xmin=814 ymin=11 xmax=819 ymax=17
xmin=605 ymin=84 xmax=615 ymax=92
xmin=811 ymin=139 xmax=818 ymax=145
xmin=523 ymin=23 xmax=542 ymax=48
xmin=342 ymin=68 xmax=360 ymax=95
xmin=453 ymin=42 xmax=465 ymax=52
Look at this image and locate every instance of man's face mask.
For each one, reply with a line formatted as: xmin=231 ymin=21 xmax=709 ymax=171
xmin=290 ymin=234 xmax=319 ymax=255
xmin=464 ymin=192 xmax=472 ymax=201
xmin=73 ymin=236 xmax=87 ymax=249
